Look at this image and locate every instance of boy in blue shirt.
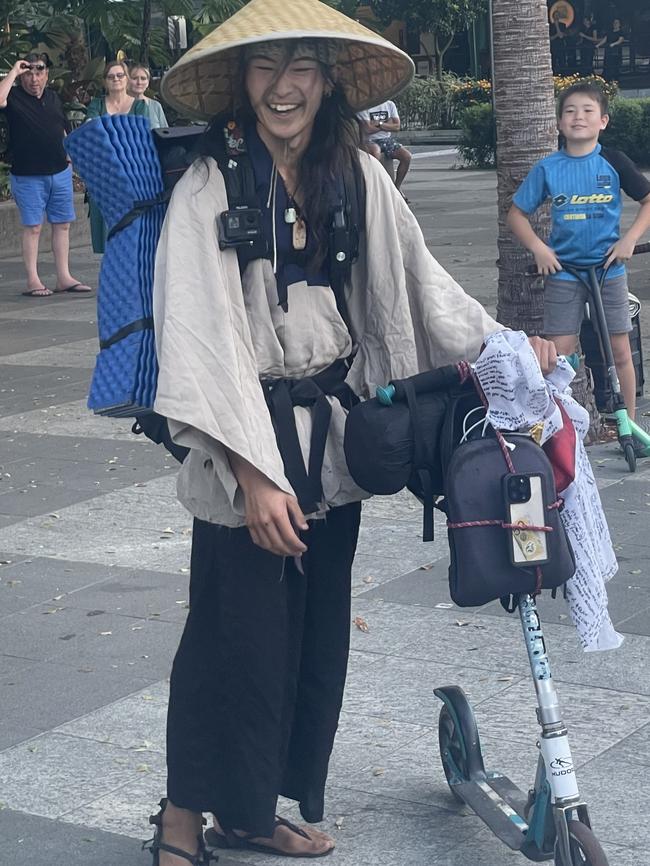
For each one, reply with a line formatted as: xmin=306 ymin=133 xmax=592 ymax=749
xmin=508 ymin=82 xmax=650 ymax=420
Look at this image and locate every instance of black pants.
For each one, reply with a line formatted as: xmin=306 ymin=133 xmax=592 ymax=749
xmin=166 ymin=502 xmax=361 ymax=837
xmin=603 ymin=48 xmax=621 ymax=81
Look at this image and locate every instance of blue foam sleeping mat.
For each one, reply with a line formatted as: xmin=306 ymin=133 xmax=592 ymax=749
xmin=64 ymin=115 xmax=165 ymax=416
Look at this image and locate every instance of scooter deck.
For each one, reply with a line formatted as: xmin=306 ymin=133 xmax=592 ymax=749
xmin=453 ymin=774 xmax=529 ymax=851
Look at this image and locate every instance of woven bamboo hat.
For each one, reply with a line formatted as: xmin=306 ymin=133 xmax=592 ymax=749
xmin=161 ymin=0 xmax=414 ymax=120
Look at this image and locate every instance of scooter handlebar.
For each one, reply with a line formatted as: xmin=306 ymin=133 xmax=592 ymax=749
xmin=376 ymin=365 xmax=463 ymax=405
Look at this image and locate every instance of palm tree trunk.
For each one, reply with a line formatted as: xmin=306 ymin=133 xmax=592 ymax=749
xmin=492 ymin=0 xmax=601 ymax=437
xmin=492 ymin=0 xmax=556 ymax=333
xmin=140 ymin=0 xmax=152 ymax=64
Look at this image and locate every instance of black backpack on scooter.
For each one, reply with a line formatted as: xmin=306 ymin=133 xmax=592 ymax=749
xmin=344 ymin=372 xmax=576 ymax=607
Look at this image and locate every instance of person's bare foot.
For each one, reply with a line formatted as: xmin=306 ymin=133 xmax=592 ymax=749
xmin=210 ymin=815 xmax=335 ymax=857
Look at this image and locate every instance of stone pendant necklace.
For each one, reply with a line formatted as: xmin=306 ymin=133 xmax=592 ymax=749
xmin=284 ymin=195 xmax=307 ymax=251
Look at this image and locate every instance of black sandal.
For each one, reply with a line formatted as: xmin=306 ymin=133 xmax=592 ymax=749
xmin=204 ymin=815 xmax=333 ymax=859
xmin=142 ymin=798 xmax=218 ymax=865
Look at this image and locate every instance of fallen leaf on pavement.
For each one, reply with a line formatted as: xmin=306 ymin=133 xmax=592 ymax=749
xmin=334 ymin=816 xmax=344 ymax=830
xmin=362 ymin=575 xmax=373 ymax=584
xmin=372 ymin=767 xmax=385 ymax=776
xmin=353 ymin=616 xmax=369 ymax=633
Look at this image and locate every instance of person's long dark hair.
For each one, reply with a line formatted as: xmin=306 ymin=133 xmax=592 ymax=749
xmin=201 ymin=49 xmax=364 ymax=271
xmin=298 ymin=82 xmax=363 ymax=270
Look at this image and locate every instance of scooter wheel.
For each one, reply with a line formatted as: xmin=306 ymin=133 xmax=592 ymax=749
xmin=554 ymin=819 xmax=609 ymax=866
xmin=439 ymin=706 xmax=466 ymax=802
xmin=624 ymin=442 xmax=637 ymax=473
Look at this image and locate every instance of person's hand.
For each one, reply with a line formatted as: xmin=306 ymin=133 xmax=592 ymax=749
xmin=532 ymin=242 xmax=562 ymax=275
xmin=12 ymin=59 xmax=31 ymax=78
xmin=528 ymin=335 xmax=558 ymax=375
xmin=605 ymin=236 xmax=635 ymax=268
xmin=234 ymin=461 xmax=308 ymax=557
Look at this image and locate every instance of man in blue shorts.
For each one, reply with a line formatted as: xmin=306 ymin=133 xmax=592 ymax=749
xmin=0 ymin=53 xmax=92 ymax=297
xmin=508 ymin=82 xmax=650 ymax=421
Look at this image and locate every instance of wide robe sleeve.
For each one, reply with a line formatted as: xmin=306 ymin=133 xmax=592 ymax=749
xmin=152 ymin=158 xmax=293 ymax=523
xmin=346 ymin=153 xmax=503 ymax=397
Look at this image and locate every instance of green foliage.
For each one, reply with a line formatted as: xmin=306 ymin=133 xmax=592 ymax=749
xmin=457 ymin=96 xmax=650 ymax=169
xmin=192 ymin=0 xmax=246 ymax=38
xmin=600 ymin=98 xmax=650 ymax=166
xmin=457 ymin=103 xmax=495 ymax=167
xmin=553 ymin=73 xmax=618 ymax=102
xmin=0 ymin=161 xmax=10 ymax=200
xmin=371 ymin=0 xmax=486 ymax=38
xmin=393 ymin=73 xmax=459 ymax=129
xmin=449 ymin=77 xmax=491 ymax=112
xmin=371 ymin=0 xmax=486 ymax=78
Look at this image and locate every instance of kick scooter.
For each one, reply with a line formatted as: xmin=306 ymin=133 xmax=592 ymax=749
xmin=376 ymin=368 xmax=610 ymax=864
xmin=436 ymin=593 xmax=609 ymax=865
xmin=529 ymin=243 xmax=650 ymax=472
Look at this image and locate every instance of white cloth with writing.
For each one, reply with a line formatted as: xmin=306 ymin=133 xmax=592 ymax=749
xmin=474 ymin=330 xmax=622 ymax=652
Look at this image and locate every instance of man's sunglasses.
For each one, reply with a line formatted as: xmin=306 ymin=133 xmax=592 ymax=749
xmin=23 ymin=64 xmax=47 ymax=72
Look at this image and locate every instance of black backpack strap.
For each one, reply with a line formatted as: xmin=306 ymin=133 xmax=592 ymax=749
xmin=329 ymin=161 xmax=365 ymax=333
xmin=402 ymin=378 xmax=435 ymax=542
xmin=199 ymin=117 xmax=268 ymax=269
xmin=132 ymin=413 xmax=189 ymax=464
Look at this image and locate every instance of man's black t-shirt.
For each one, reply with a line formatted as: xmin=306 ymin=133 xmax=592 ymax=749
xmin=2 ymin=86 xmax=69 ymax=176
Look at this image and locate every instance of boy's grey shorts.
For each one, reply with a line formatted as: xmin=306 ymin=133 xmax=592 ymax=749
xmin=544 ymin=273 xmax=632 ymax=336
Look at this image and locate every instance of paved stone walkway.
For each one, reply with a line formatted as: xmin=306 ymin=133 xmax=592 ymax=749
xmin=1 ymin=153 xmax=649 ymax=865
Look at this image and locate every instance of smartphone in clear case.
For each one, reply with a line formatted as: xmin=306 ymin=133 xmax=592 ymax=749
xmin=502 ymin=473 xmax=549 ymax=567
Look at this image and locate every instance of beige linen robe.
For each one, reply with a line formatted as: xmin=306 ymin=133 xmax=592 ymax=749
xmin=153 ymin=151 xmax=502 ymax=526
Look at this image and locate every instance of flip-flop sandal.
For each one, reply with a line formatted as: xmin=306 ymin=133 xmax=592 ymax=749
xmin=205 ymin=816 xmax=334 ymax=858
xmin=54 ymin=283 xmax=93 ymax=293
xmin=22 ymin=286 xmax=53 ymax=297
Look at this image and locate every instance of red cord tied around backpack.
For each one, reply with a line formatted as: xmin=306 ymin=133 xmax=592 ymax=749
xmin=446 ymin=499 xmax=563 ymax=597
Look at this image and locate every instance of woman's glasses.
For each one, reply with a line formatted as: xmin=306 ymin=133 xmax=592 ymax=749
xmin=106 ymin=72 xmax=126 ymax=81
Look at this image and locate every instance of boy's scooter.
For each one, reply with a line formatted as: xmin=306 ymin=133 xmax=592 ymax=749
xmin=528 ymin=243 xmax=650 ymax=472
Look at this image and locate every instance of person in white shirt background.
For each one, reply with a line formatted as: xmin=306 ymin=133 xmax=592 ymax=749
xmin=358 ymin=98 xmax=412 ymax=198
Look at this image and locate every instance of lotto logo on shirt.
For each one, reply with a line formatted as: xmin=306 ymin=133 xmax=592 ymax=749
xmin=569 ymin=193 xmax=614 ymax=204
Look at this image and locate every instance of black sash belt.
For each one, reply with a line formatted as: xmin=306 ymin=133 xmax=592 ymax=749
xmin=261 ymin=358 xmax=358 ymax=515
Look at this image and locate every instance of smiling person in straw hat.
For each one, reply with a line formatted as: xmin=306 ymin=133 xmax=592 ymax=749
xmin=145 ymin=1 xmax=555 ymax=863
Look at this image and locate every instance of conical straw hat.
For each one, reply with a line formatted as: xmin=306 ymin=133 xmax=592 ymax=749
xmin=161 ymin=0 xmax=414 ymax=120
